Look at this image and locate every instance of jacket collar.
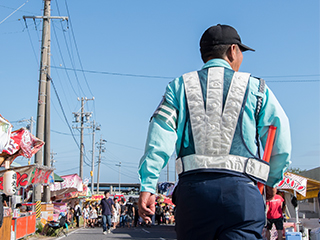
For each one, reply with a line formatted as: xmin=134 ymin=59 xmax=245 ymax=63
xmin=202 ymin=58 xmax=232 ymax=70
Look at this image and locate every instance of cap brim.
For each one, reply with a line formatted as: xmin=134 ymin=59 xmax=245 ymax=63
xmin=238 ymin=43 xmax=255 ymax=52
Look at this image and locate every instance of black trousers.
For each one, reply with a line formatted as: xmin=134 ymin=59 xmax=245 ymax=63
xmin=173 ymin=172 xmax=265 ymax=240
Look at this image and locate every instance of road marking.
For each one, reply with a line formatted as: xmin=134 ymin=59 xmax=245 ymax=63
xmin=159 ymin=238 xmax=166 ymax=240
xmin=142 ymin=228 xmax=150 ymax=234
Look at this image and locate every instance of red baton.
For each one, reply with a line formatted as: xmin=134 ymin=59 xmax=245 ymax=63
xmin=257 ymin=125 xmax=277 ymax=194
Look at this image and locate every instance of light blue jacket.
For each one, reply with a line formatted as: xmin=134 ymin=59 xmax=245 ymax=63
xmin=138 ymin=59 xmax=291 ymax=194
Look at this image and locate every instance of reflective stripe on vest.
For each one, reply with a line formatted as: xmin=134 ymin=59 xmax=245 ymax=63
xmin=177 ymin=67 xmax=270 ymax=182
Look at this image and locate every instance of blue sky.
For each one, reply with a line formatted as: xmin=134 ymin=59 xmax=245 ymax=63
xmin=0 ymin=0 xmax=319 ymax=185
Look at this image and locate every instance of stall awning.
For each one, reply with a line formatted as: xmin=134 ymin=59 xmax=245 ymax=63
xmin=278 ymin=172 xmax=320 ymax=200
xmin=0 ymin=164 xmax=54 ymax=190
xmin=54 ymin=173 xmax=64 ymax=182
xmin=50 ymin=174 xmax=83 ymax=197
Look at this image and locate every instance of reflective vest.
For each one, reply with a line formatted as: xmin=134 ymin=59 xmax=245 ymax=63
xmin=175 ymin=67 xmax=270 ymax=183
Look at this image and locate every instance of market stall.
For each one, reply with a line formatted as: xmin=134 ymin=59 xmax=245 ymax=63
xmin=264 ymin=172 xmax=320 ymax=240
xmin=0 ymin=119 xmax=45 ymax=240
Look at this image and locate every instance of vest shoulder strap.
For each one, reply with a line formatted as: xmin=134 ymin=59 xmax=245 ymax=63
xmin=255 ymin=78 xmax=265 ymax=158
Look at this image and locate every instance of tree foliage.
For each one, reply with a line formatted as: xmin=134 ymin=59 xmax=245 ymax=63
xmin=287 ymin=167 xmax=306 ymax=174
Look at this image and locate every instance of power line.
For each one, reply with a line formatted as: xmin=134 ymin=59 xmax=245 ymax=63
xmin=50 ymin=75 xmax=80 ymax=149
xmin=52 ymin=21 xmax=79 ymax=96
xmin=51 ymin=66 xmax=173 ymax=79
xmin=54 ymin=0 xmax=86 ymax=97
xmin=51 ymin=66 xmax=320 ymax=82
xmin=63 ymin=0 xmax=94 ymax=97
xmin=0 ymin=0 xmax=30 ymax=25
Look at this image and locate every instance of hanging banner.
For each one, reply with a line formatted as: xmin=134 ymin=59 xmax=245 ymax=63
xmin=0 ymin=114 xmax=12 ymax=154
xmin=50 ymin=174 xmax=83 ymax=197
xmin=277 ymin=172 xmax=307 ymax=197
xmin=0 ymin=128 xmax=44 ymax=166
xmin=0 ymin=164 xmax=54 ymax=190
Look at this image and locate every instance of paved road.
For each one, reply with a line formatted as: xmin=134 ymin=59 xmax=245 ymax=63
xmin=55 ymin=225 xmax=177 ymax=240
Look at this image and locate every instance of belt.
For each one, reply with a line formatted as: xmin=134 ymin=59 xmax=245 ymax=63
xmin=176 ymin=154 xmax=270 ymax=183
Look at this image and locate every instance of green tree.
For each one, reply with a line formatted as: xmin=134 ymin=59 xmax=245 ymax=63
xmin=287 ymin=167 xmax=306 ymax=174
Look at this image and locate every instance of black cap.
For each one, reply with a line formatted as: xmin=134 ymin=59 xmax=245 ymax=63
xmin=200 ymin=24 xmax=255 ymax=52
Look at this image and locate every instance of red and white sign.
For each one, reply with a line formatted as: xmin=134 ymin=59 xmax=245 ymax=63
xmin=0 ymin=128 xmax=44 ymax=166
xmin=277 ymin=172 xmax=307 ymax=197
xmin=50 ymin=174 xmax=83 ymax=197
xmin=0 ymin=165 xmax=53 ymax=190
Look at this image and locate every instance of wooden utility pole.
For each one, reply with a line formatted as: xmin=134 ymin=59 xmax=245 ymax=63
xmin=73 ymin=97 xmax=94 ymax=180
xmin=23 ymin=0 xmax=68 ymax=202
xmin=96 ymin=137 xmax=106 ymax=193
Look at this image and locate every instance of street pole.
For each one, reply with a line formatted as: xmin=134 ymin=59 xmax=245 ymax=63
xmin=167 ymin=160 xmax=169 ymax=182
xmin=43 ymin=9 xmax=52 ymax=202
xmin=23 ymin=0 xmax=68 ymax=203
xmin=33 ymin=0 xmax=50 ymax=202
xmin=115 ymin=162 xmax=121 ymax=194
xmin=80 ymin=98 xmax=84 ymax=180
xmin=91 ymin=121 xmax=96 ymax=194
xmin=73 ymin=97 xmax=94 ymax=180
xmin=96 ymin=137 xmax=106 ymax=194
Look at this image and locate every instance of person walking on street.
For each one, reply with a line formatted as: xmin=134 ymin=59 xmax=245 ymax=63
xmin=112 ymin=198 xmax=120 ymax=229
xmin=119 ymin=200 xmax=126 ymax=228
xmin=138 ymin=24 xmax=291 ymax=240
xmin=266 ymin=191 xmax=285 ymax=240
xmin=74 ymin=201 xmax=81 ymax=228
xmin=100 ymin=191 xmax=115 ymax=234
xmin=125 ymin=197 xmax=135 ymax=228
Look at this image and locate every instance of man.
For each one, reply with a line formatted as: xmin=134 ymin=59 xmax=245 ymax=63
xmin=125 ymin=197 xmax=135 ymax=228
xmin=100 ymin=191 xmax=114 ymax=234
xmin=138 ymin=24 xmax=291 ymax=239
xmin=266 ymin=192 xmax=285 ymax=240
xmin=74 ymin=200 xmax=81 ymax=228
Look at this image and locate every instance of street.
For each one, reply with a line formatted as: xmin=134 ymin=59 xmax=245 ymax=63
xmin=55 ymin=225 xmax=177 ymax=240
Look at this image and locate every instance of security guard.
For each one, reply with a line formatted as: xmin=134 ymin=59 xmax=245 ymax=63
xmin=138 ymin=24 xmax=291 ymax=239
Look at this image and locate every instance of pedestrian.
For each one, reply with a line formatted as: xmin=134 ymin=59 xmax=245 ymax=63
xmin=155 ymin=203 xmax=162 ymax=225
xmin=82 ymin=204 xmax=90 ymax=228
xmin=138 ymin=24 xmax=291 ymax=240
xmin=74 ymin=201 xmax=81 ymax=228
xmin=112 ymin=198 xmax=120 ymax=229
xmin=133 ymin=200 xmax=140 ymax=227
xmin=119 ymin=200 xmax=126 ymax=228
xmin=266 ymin=191 xmax=285 ymax=240
xmin=89 ymin=205 xmax=98 ymax=227
xmin=125 ymin=197 xmax=135 ymax=228
xmin=100 ymin=191 xmax=115 ymax=234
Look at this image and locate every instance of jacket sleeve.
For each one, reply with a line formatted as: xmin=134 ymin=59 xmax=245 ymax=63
xmin=257 ymin=85 xmax=292 ymax=187
xmin=138 ymin=84 xmax=179 ymax=194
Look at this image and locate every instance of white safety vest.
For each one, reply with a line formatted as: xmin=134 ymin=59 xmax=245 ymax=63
xmin=175 ymin=67 xmax=270 ymax=183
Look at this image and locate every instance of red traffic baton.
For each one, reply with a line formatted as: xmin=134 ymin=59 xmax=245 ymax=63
xmin=257 ymin=125 xmax=277 ymax=194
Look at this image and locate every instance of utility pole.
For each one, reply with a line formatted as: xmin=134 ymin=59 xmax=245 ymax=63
xmin=23 ymin=0 xmax=68 ymax=203
xmin=50 ymin=151 xmax=57 ymax=167
xmin=115 ymin=162 xmax=121 ymax=194
xmin=96 ymin=137 xmax=106 ymax=193
xmin=167 ymin=161 xmax=170 ymax=182
xmin=73 ymin=97 xmax=94 ymax=180
xmin=90 ymin=121 xmax=100 ymax=194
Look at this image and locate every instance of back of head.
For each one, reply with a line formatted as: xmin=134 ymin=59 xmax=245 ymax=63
xmin=200 ymin=24 xmax=254 ymax=63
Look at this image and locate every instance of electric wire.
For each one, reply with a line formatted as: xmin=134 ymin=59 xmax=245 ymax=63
xmin=63 ymin=0 xmax=94 ymax=97
xmin=51 ymin=66 xmax=320 ymax=83
xmin=52 ymin=21 xmax=78 ymax=96
xmin=54 ymin=0 xmax=86 ymax=97
xmin=0 ymin=0 xmax=29 ymax=25
xmin=50 ymin=75 xmax=81 ymax=149
xmin=24 ymin=20 xmax=39 ymax=67
xmin=51 ymin=54 xmax=73 ymax=113
xmin=101 ymin=162 xmax=138 ymax=180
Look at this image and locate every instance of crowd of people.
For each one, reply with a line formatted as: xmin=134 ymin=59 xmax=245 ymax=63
xmin=60 ymin=191 xmax=175 ymax=235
